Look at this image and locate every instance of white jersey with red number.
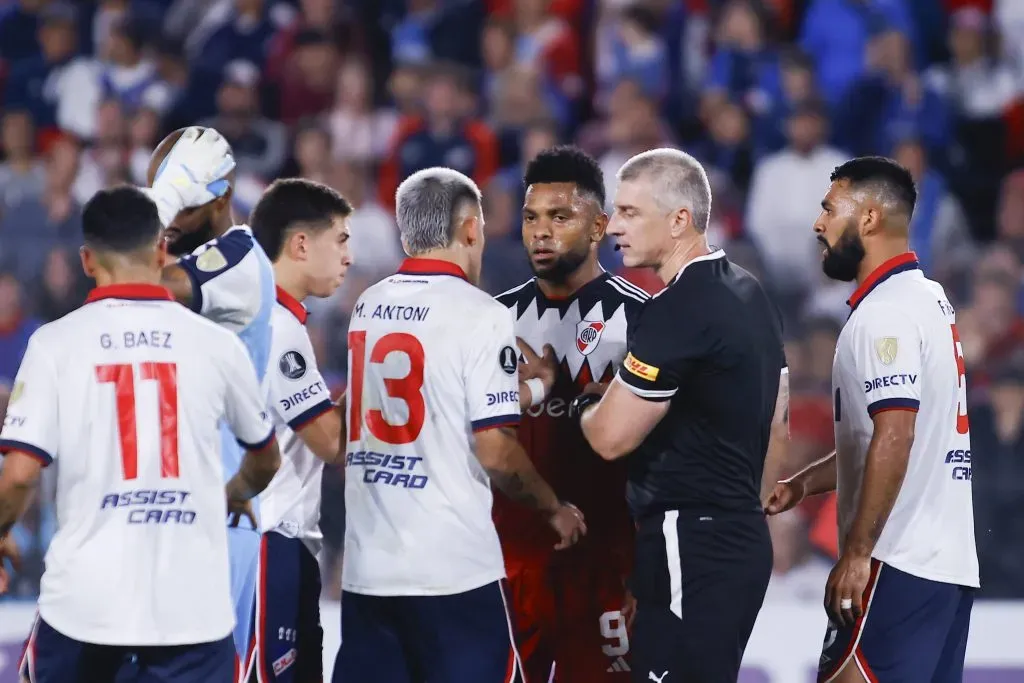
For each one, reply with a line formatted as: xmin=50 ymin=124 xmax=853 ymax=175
xmin=342 ymin=258 xmax=520 ymax=597
xmin=0 ymin=284 xmax=274 ymax=646
xmin=832 ymin=252 xmax=979 ymax=587
xmin=259 ymin=287 xmax=335 ymax=557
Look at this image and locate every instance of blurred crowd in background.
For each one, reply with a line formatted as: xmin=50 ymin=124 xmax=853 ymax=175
xmin=0 ymin=0 xmax=1023 ymax=602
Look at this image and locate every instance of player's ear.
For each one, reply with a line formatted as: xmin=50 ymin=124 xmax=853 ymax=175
xmin=591 ymin=211 xmax=609 ymax=243
xmin=79 ymin=245 xmax=97 ymax=279
xmin=155 ymin=235 xmax=169 ymax=269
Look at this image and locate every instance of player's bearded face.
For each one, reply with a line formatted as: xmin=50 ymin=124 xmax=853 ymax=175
xmin=165 ymin=213 xmax=217 ymax=257
xmin=529 ymin=237 xmax=590 ymax=282
xmin=820 ymin=217 xmax=865 ymax=282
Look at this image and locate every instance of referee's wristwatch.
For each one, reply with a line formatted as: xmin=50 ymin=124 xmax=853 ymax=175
xmin=568 ymin=392 xmax=602 ymax=424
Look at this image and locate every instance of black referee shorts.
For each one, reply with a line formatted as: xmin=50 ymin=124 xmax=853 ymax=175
xmin=630 ymin=511 xmax=772 ymax=683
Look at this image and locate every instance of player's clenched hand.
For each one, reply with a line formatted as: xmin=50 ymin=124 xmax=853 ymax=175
xmin=549 ymin=501 xmax=586 ymax=550
xmin=824 ymin=552 xmax=872 ymax=628
xmin=517 ymin=338 xmax=557 ymax=394
xmin=762 ymin=478 xmax=806 ymax=515
xmin=226 ymin=498 xmax=258 ymax=531
xmin=0 ymin=534 xmax=22 ymax=595
xmin=147 ymin=127 xmax=236 ymax=223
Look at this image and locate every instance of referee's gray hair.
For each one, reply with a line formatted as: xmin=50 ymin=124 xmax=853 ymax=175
xmin=617 ymin=148 xmax=712 ymax=234
xmin=395 ymin=168 xmax=483 ymax=255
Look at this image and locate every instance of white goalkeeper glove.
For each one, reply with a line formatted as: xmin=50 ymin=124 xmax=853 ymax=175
xmin=144 ymin=126 xmax=236 ymax=226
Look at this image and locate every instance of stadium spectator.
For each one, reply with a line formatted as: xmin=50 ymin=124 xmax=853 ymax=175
xmin=745 ymin=99 xmax=847 ymax=303
xmin=925 ymin=7 xmax=1020 ymax=120
xmin=893 ymin=137 xmax=975 ymax=281
xmin=4 ymin=3 xmax=95 ymax=139
xmin=277 ymin=29 xmax=341 ymax=125
xmin=202 ymin=60 xmax=288 ymax=180
xmin=0 ymin=272 xmax=40 ymax=389
xmin=327 ymin=59 xmax=398 ymax=165
xmin=379 ymin=65 xmax=499 ymax=211
xmin=0 ymin=110 xmax=47 ymax=214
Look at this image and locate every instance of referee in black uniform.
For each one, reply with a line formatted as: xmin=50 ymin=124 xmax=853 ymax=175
xmin=571 ymin=148 xmax=789 ymax=683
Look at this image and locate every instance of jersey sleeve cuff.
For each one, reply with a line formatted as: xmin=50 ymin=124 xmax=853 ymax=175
xmin=0 ymin=439 xmax=54 ymax=466
xmin=287 ymin=399 xmax=335 ymax=431
xmin=178 ymin=260 xmax=204 ymax=313
xmin=237 ymin=429 xmax=276 ymax=451
xmin=867 ymin=397 xmax=920 ymax=416
xmin=614 ymin=372 xmax=676 ymax=402
xmin=471 ymin=414 xmax=520 ymax=432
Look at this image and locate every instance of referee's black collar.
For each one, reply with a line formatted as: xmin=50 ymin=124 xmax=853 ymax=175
xmin=668 ymin=248 xmax=726 ymax=287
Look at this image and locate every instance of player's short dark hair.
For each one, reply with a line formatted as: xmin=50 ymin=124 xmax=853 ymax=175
xmin=830 ymin=156 xmax=917 ymax=218
xmin=82 ymin=185 xmax=163 ymax=253
xmin=523 ymin=145 xmax=605 ymax=207
xmin=250 ymin=178 xmax=353 ymax=260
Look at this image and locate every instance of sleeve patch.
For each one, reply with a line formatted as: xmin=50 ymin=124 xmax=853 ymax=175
xmin=874 ymin=337 xmax=899 ymax=365
xmin=498 ymin=346 xmax=517 ymax=375
xmin=278 ymin=350 xmax=308 ymax=380
xmin=623 ymin=352 xmax=659 ymax=382
xmin=196 ymin=246 xmax=228 ymax=272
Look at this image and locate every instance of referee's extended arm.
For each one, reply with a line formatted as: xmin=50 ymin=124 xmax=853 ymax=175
xmin=577 ymin=377 xmax=669 ymax=460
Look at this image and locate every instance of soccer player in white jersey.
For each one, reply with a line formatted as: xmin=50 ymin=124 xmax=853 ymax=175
xmin=145 ymin=127 xmax=278 ymax=675
xmin=764 ymin=157 xmax=979 ymax=683
xmin=249 ymin=178 xmax=353 ymax=683
xmin=334 ymin=168 xmax=587 ymax=683
xmin=0 ymin=186 xmax=281 ymax=683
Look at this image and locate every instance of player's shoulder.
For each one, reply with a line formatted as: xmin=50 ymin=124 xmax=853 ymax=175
xmin=270 ymin=303 xmax=311 ymax=346
xmin=495 ymin=278 xmax=537 ymax=310
xmin=602 ymin=273 xmax=650 ymax=311
xmin=186 ymin=225 xmax=259 ymax=273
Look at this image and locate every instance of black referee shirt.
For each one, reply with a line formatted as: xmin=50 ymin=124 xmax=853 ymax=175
xmin=617 ymin=250 xmax=786 ymax=519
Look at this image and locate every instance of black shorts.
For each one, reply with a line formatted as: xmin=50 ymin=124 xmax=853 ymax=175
xmin=630 ymin=511 xmax=772 ymax=683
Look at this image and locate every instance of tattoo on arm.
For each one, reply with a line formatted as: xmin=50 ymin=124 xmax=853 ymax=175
xmin=0 ymin=482 xmax=34 ymax=538
xmin=486 ymin=469 xmax=544 ymax=510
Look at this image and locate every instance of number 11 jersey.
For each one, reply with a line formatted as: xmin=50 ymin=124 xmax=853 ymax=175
xmin=342 ymin=258 xmax=521 ymax=597
xmin=0 ymin=284 xmax=274 ymax=646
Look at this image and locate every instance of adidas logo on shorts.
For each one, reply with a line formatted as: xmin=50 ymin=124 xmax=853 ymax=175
xmin=606 ymin=656 xmax=631 ymax=673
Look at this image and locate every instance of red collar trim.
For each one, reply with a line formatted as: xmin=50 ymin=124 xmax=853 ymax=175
xmin=276 ymin=286 xmax=308 ymax=324
xmin=397 ymin=258 xmax=468 ymax=281
xmin=847 ymin=252 xmax=920 ymax=311
xmin=86 ymin=284 xmax=175 ymax=303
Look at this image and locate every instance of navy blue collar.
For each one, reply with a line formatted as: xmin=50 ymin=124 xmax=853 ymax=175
xmin=847 ymin=252 xmax=920 ymax=311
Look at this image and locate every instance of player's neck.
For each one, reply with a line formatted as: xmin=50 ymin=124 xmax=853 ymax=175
xmin=94 ymin=267 xmax=163 ymax=288
xmin=856 ymin=240 xmax=912 ymax=285
xmin=657 ymin=234 xmax=711 ymax=284
xmin=536 ymin=259 xmax=604 ymax=299
xmin=409 ymin=248 xmax=471 ymax=278
xmin=273 ymin=264 xmax=310 ymax=302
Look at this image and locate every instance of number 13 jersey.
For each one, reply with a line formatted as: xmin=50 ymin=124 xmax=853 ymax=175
xmin=832 ymin=253 xmax=979 ymax=587
xmin=343 ymin=259 xmax=521 ymax=597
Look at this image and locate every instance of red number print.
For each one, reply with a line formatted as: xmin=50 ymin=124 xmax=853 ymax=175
xmin=347 ymin=331 xmax=427 ymax=445
xmin=96 ymin=362 xmax=180 ymax=480
xmin=950 ymin=324 xmax=970 ymax=435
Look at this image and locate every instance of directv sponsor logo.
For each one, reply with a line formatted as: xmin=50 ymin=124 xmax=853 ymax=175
xmin=486 ymin=390 xmax=519 ymax=406
xmin=864 ymin=374 xmax=917 ymax=393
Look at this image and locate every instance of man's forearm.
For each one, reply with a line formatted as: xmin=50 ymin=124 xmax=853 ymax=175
xmin=227 ymin=445 xmax=281 ymax=501
xmin=0 ymin=483 xmax=33 ymax=538
xmin=844 ymin=431 xmax=913 ymax=557
xmin=790 ymin=451 xmax=838 ymax=496
xmin=484 ymin=429 xmax=560 ymax=515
